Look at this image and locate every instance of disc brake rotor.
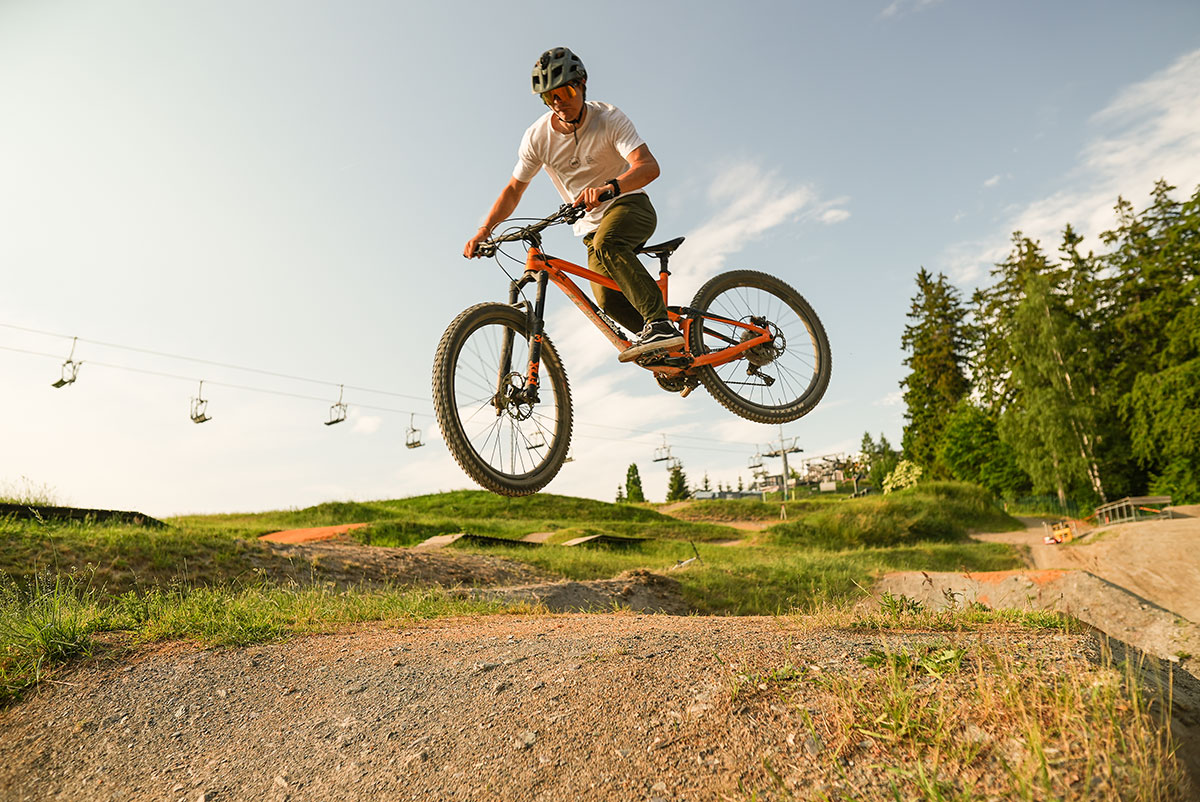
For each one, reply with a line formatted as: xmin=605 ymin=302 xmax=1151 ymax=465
xmin=494 ymin=372 xmax=536 ymax=420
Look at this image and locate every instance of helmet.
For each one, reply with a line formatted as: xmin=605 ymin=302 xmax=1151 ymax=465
xmin=531 ymin=47 xmax=587 ymax=94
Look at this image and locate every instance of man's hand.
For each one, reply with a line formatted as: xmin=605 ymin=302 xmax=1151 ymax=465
xmin=464 ymin=227 xmax=491 ymax=259
xmin=573 ymin=185 xmax=615 ymax=211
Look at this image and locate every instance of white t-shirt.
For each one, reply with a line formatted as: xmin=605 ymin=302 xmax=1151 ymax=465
xmin=513 ymin=101 xmax=647 ymax=236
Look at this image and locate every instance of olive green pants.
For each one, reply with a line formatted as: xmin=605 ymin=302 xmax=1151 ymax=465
xmin=582 ymin=193 xmax=664 ymax=334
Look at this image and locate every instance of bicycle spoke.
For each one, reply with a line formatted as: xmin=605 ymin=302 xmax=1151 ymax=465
xmin=449 ymin=318 xmax=565 ymax=480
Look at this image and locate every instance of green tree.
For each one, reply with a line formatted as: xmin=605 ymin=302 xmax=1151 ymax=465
xmin=998 ymin=258 xmax=1106 ymax=504
xmin=625 ymin=463 xmax=646 ymax=503
xmin=900 ymin=269 xmax=971 ymax=476
xmin=860 ymin=431 xmax=901 ymax=492
xmin=701 ymin=472 xmax=712 ymax=492
xmin=936 ymin=400 xmax=1029 ymax=497
xmin=615 ymin=484 xmax=625 ymax=503
xmin=1119 ymin=183 xmax=1200 ymax=501
xmin=666 ymin=463 xmax=691 ymax=501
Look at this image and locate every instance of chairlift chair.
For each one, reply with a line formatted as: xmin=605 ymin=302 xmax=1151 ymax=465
xmin=190 ymin=380 xmax=212 ymax=423
xmin=666 ymin=456 xmax=682 ymax=471
xmin=525 ymin=430 xmax=546 ymax=451
xmin=51 ymin=337 xmax=81 ymax=388
xmin=406 ymin=413 xmax=424 ymax=449
xmin=326 ymin=385 xmax=347 ymax=426
xmin=748 ymin=451 xmax=764 ymax=470
xmin=652 ymin=434 xmax=671 ymax=463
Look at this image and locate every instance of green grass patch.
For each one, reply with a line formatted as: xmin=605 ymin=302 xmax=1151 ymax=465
xmin=768 ymin=481 xmax=1023 ymax=549
xmin=0 ymin=569 xmax=537 ymax=708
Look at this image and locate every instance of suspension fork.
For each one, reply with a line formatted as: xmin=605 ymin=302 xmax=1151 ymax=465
xmin=495 ymin=270 xmax=548 ymax=410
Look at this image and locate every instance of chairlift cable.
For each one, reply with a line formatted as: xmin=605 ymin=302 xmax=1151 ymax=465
xmin=0 ymin=322 xmax=427 ymax=403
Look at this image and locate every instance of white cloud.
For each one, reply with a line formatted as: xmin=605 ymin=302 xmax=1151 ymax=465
xmin=874 ymin=390 xmax=903 ymax=407
xmin=982 ymin=174 xmax=1003 ymax=189
xmin=670 ymin=162 xmax=844 ymax=287
xmin=946 ymin=48 xmax=1200 ymax=284
xmin=819 ymin=208 xmax=851 ymax=225
xmin=880 ymin=0 xmax=946 ymax=20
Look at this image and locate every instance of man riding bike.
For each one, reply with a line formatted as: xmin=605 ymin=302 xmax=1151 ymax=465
xmin=463 ymin=46 xmax=684 ymax=363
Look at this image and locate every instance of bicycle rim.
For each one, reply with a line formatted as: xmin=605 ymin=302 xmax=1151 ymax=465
xmin=690 ymin=271 xmax=831 ymax=423
xmin=433 ymin=304 xmax=572 ymax=495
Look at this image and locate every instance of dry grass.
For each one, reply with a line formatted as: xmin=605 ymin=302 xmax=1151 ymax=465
xmin=725 ymin=603 xmax=1189 ymax=801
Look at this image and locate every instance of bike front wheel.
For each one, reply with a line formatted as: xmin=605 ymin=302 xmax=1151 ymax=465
xmin=688 ymin=270 xmax=831 ymax=423
xmin=432 ymin=303 xmax=573 ymax=496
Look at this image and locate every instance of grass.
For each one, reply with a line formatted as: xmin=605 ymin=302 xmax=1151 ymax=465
xmin=726 ymin=605 xmax=1186 ymax=800
xmin=768 ymin=482 xmax=1024 ymax=549
xmin=0 ymin=567 xmax=538 ymax=706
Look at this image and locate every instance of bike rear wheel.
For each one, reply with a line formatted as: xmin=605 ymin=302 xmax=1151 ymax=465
xmin=688 ymin=270 xmax=831 ymax=423
xmin=432 ymin=303 xmax=573 ymax=496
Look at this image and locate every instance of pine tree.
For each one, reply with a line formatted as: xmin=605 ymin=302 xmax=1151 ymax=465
xmin=615 ymin=485 xmax=626 ymax=503
xmin=900 ymin=269 xmax=971 ymax=476
xmin=625 ymin=463 xmax=646 ymax=503
xmin=666 ymin=464 xmax=691 ymax=501
xmin=701 ymin=472 xmax=712 ymax=492
xmin=1119 ymin=183 xmax=1200 ymax=501
xmin=996 ymin=250 xmax=1106 ymax=504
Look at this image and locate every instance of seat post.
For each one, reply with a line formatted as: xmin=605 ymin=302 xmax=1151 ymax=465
xmin=657 ymin=256 xmax=670 ymax=306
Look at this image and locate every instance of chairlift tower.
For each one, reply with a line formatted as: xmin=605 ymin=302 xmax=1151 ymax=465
xmin=762 ymin=424 xmax=803 ymax=501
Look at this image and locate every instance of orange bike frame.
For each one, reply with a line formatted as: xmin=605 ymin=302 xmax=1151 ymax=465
xmin=521 ymin=245 xmax=772 ymax=383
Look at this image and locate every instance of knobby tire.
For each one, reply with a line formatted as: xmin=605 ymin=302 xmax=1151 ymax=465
xmin=432 ymin=303 xmax=573 ymax=496
xmin=688 ymin=270 xmax=831 ymax=423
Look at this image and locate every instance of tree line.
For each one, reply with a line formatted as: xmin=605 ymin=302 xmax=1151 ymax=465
xmin=897 ymin=179 xmax=1199 ymax=506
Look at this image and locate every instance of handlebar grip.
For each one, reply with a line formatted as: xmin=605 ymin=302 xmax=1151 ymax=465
xmin=598 ymin=189 xmax=615 ymax=202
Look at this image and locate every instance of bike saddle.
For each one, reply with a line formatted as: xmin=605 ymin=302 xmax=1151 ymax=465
xmin=636 ymin=237 xmax=685 ymax=259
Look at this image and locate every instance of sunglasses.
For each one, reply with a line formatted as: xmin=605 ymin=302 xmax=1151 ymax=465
xmin=540 ymin=84 xmax=578 ymax=106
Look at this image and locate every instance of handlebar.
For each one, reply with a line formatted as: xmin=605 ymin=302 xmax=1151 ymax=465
xmin=474 ymin=191 xmax=616 ymax=258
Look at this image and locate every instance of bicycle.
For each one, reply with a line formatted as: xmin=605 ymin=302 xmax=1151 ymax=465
xmin=433 ymin=200 xmax=832 ymax=496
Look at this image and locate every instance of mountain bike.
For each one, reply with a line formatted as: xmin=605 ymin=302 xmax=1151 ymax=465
xmin=433 ymin=200 xmax=832 ymax=496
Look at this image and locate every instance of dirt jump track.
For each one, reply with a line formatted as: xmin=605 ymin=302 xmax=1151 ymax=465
xmin=2 ymin=509 xmax=1200 ymax=799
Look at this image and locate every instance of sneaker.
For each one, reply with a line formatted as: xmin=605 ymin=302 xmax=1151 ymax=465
xmin=619 ymin=319 xmax=685 ymax=363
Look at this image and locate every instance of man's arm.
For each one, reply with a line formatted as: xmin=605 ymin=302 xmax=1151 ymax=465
xmin=575 ymin=144 xmax=660 ymax=210
xmin=464 ymin=177 xmax=530 ymax=258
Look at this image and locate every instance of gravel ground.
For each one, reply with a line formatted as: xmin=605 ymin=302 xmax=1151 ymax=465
xmin=0 ymin=614 xmax=1171 ymax=802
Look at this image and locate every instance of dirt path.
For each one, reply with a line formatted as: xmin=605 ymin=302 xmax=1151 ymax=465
xmin=0 ymin=615 xmax=1150 ymax=802
xmin=971 ymin=507 xmax=1200 ymax=623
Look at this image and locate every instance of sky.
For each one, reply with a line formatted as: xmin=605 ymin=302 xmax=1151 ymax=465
xmin=2 ymin=1 xmax=1199 ymax=516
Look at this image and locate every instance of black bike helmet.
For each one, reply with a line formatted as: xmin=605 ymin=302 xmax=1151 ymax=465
xmin=531 ymin=47 xmax=587 ymax=94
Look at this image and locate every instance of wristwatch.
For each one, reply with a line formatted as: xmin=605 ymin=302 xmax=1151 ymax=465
xmin=605 ymin=178 xmax=621 ymax=197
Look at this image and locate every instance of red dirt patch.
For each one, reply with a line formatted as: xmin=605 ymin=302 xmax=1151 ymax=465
xmin=966 ymin=569 xmax=1070 ymax=586
xmin=258 ymin=523 xmax=368 ymax=544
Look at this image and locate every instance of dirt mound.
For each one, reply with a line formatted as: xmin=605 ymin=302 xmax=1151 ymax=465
xmin=972 ymin=510 xmax=1200 ymax=623
xmin=458 ymin=569 xmax=689 ymax=614
xmin=244 ymin=540 xmax=553 ymax=589
xmin=4 ymin=615 xmax=1176 ymax=801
